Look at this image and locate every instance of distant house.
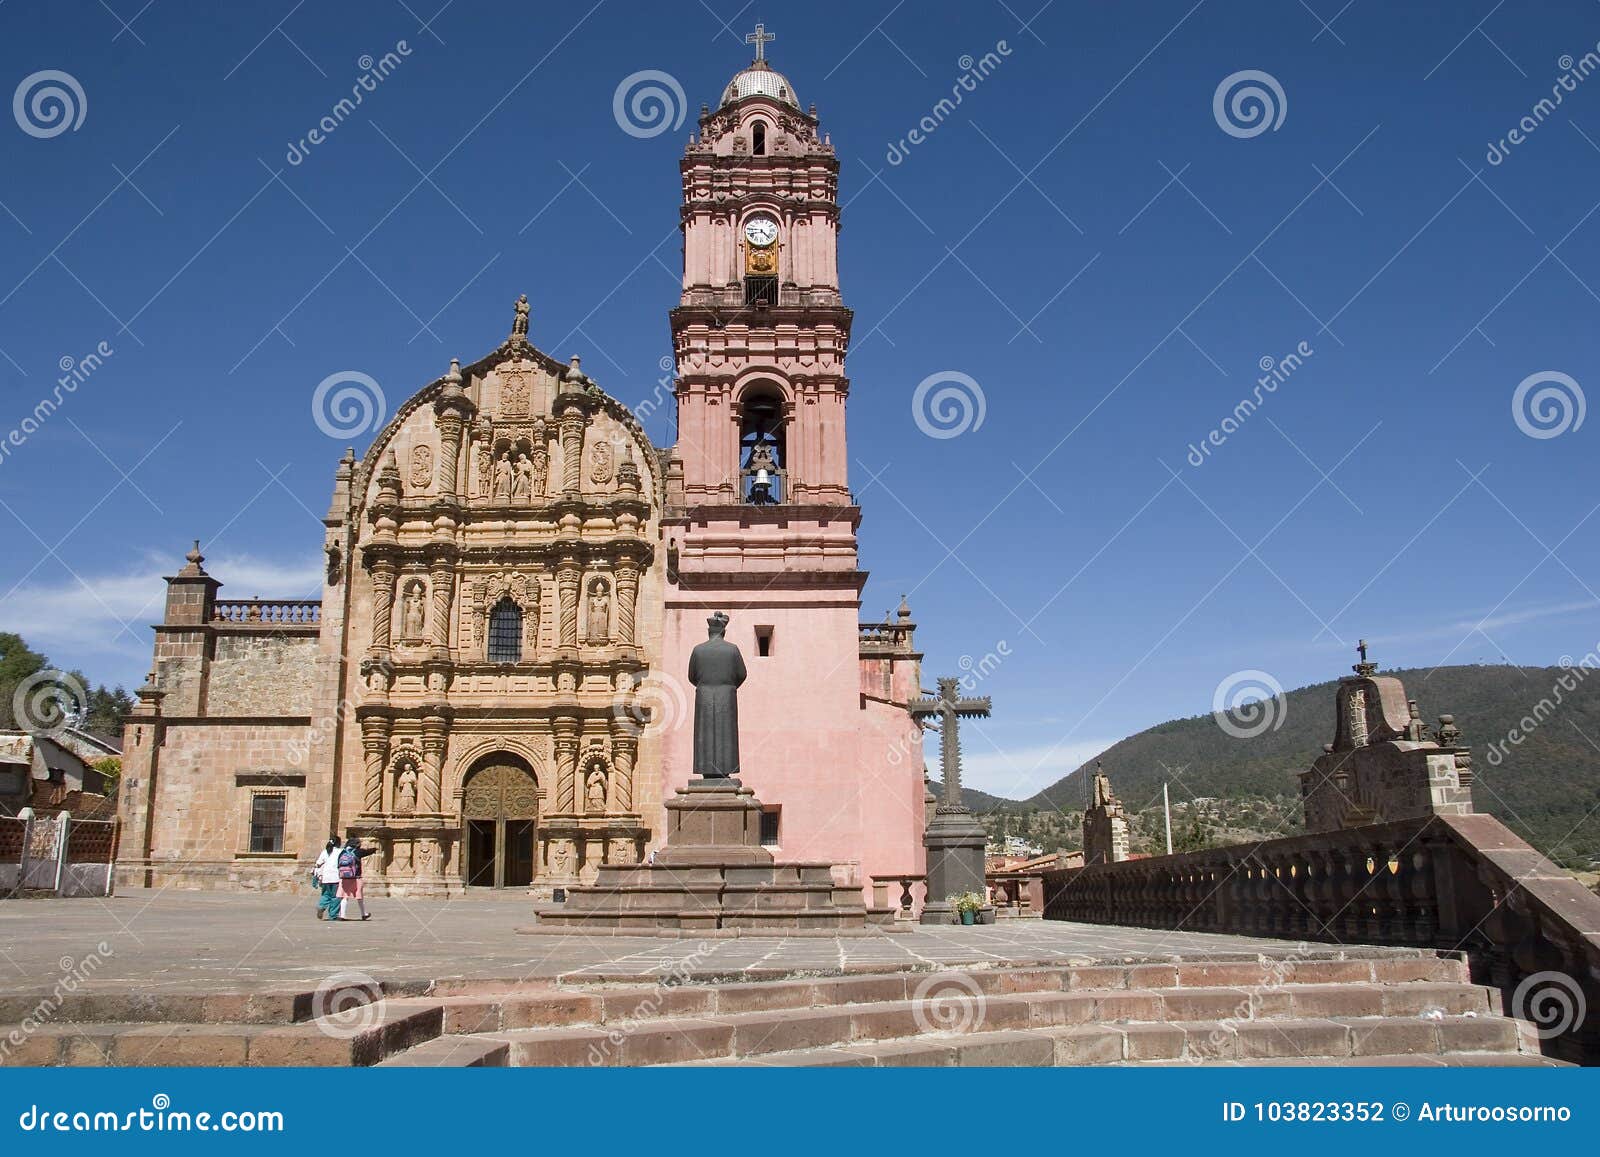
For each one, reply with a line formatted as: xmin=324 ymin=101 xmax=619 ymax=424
xmin=0 ymin=729 xmax=118 ymax=819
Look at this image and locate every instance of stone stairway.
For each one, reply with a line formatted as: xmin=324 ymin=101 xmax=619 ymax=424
xmin=0 ymin=950 xmax=1568 ymax=1068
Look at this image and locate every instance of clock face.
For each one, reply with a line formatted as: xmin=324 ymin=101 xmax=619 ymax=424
xmin=744 ymin=216 xmax=778 ymax=247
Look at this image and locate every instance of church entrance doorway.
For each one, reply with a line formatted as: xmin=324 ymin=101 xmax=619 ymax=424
xmin=461 ymin=757 xmax=539 ymax=889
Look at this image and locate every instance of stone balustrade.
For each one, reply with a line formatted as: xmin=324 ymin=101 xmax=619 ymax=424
xmin=211 ymin=599 xmax=323 ymax=625
xmin=1042 ymin=812 xmax=1600 ymax=1063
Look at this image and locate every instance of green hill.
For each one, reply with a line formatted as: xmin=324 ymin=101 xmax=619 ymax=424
xmin=1014 ymin=664 xmax=1600 ymax=869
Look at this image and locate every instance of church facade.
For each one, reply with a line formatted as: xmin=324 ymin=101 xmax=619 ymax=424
xmin=115 ymin=48 xmax=929 ymax=899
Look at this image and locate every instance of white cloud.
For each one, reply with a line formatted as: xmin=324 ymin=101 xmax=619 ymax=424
xmin=0 ymin=550 xmax=322 ymax=684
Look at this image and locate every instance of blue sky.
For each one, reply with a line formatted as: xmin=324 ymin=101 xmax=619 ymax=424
xmin=2 ymin=1 xmax=1599 ymax=799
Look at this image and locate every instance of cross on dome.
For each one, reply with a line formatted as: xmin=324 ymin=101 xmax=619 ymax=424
xmin=745 ymin=23 xmax=774 ymax=62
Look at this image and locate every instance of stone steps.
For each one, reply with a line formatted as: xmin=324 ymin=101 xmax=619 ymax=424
xmin=1 ymin=998 xmax=442 ymax=1067
xmin=1 ymin=950 xmax=1553 ymax=1069
xmin=463 ymin=986 xmax=1518 ymax=1068
xmin=656 ymin=1014 xmax=1543 ymax=1067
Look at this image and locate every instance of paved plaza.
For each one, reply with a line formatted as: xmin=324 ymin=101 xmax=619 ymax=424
xmin=0 ymin=894 xmax=1352 ymax=996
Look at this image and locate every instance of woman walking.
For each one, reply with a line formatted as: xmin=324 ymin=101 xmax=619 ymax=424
xmin=313 ymin=837 xmax=342 ymax=921
xmin=336 ymin=834 xmax=378 ymax=921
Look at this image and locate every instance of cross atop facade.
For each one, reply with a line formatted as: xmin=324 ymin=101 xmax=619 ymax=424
xmin=745 ymin=23 xmax=774 ymax=62
xmin=1354 ymin=638 xmax=1377 ymax=677
xmin=909 ymin=676 xmax=992 ymax=811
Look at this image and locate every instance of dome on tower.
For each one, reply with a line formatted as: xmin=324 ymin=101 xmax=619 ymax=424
xmin=720 ymin=60 xmax=799 ymax=109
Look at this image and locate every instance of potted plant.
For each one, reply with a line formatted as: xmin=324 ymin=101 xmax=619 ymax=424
xmin=951 ymin=891 xmax=985 ymax=925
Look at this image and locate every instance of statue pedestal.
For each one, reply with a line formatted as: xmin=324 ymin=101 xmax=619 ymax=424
xmin=920 ymin=806 xmax=988 ymax=925
xmin=529 ymin=776 xmax=892 ymax=937
xmin=654 ymin=778 xmax=773 ymax=867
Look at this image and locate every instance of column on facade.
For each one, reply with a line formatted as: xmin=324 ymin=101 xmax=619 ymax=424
xmin=556 ymin=557 xmax=581 ymax=649
xmin=553 ymin=716 xmax=580 ymax=813
xmin=560 ymin=412 xmax=585 ymax=494
xmin=419 ymin=715 xmax=448 ymax=815
xmin=436 ymin=417 xmax=463 ymax=503
xmin=368 ymin=555 xmax=397 ymax=655
xmin=428 ymin=557 xmax=454 ymax=653
xmin=613 ymin=557 xmax=639 ymax=647
xmin=609 ymin=733 xmax=636 ymax=813
xmin=359 ymin=714 xmax=390 ymax=815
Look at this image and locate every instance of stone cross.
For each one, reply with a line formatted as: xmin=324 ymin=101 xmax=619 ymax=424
xmin=909 ymin=677 xmax=991 ymax=810
xmin=745 ymin=23 xmax=774 ymax=62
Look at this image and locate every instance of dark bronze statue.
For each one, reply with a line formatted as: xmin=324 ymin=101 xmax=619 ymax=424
xmin=688 ymin=611 xmax=746 ymax=779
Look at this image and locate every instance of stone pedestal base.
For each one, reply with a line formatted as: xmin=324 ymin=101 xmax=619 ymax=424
xmin=533 ymin=777 xmax=887 ymax=936
xmin=920 ymin=807 xmax=988 ymax=925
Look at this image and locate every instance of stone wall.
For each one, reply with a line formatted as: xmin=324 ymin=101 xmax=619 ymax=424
xmin=206 ymin=633 xmax=319 ymax=716
xmin=116 ymin=719 xmax=313 ymax=893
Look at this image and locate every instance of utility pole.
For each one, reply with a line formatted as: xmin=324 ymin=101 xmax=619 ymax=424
xmin=1163 ymin=781 xmax=1173 ymax=856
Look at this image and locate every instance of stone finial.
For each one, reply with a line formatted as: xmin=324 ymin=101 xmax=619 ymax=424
xmin=1437 ymin=714 xmax=1462 ymax=747
xmin=564 ymin=355 xmax=585 ymax=384
xmin=178 ymin=540 xmax=208 ymax=577
xmin=897 ymin=594 xmax=912 ymax=621
xmin=511 ymin=293 xmax=530 ymax=339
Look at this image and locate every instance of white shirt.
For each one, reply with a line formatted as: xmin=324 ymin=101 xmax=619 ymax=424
xmin=316 ymin=846 xmax=343 ymax=885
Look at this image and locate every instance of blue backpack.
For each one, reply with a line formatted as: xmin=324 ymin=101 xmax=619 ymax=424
xmin=337 ymin=846 xmax=359 ymax=879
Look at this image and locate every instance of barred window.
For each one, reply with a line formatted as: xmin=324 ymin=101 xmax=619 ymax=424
xmin=488 ymin=598 xmax=522 ymax=663
xmin=249 ymin=794 xmax=286 ymax=853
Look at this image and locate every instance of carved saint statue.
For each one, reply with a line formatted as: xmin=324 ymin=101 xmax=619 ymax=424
xmin=402 ymin=582 xmax=427 ymax=640
xmin=688 ymin=611 xmax=747 ymax=779
xmin=529 ymin=445 xmax=549 ymax=498
xmin=476 ymin=444 xmax=492 ymax=498
xmin=514 ymin=452 xmax=535 ymax=503
xmin=586 ymin=772 xmax=607 ymax=813
xmin=586 ymin=578 xmax=611 ymax=644
xmin=493 ymin=451 xmax=512 ymax=502
xmin=396 ymin=765 xmax=417 ymax=814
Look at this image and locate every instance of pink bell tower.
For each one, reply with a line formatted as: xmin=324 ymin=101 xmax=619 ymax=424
xmin=659 ymin=32 xmax=927 ymax=901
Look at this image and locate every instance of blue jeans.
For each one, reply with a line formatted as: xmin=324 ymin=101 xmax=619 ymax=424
xmin=318 ymin=881 xmax=340 ymax=919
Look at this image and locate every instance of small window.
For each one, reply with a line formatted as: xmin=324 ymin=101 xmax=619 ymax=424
xmin=759 ymin=808 xmax=781 ymax=848
xmin=488 ymin=598 xmax=522 ymax=663
xmin=249 ymin=794 xmax=286 ymax=853
xmin=752 ymin=121 xmax=767 ymax=155
xmin=755 ymin=626 xmax=774 ymax=657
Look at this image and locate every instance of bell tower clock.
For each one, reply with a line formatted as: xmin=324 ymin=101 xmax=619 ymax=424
xmin=660 ymin=34 xmax=926 ymax=899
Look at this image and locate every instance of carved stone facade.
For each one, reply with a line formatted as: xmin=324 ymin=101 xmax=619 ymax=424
xmin=1299 ymin=649 xmax=1476 ymax=832
xmin=116 ymin=307 xmax=663 ymax=896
